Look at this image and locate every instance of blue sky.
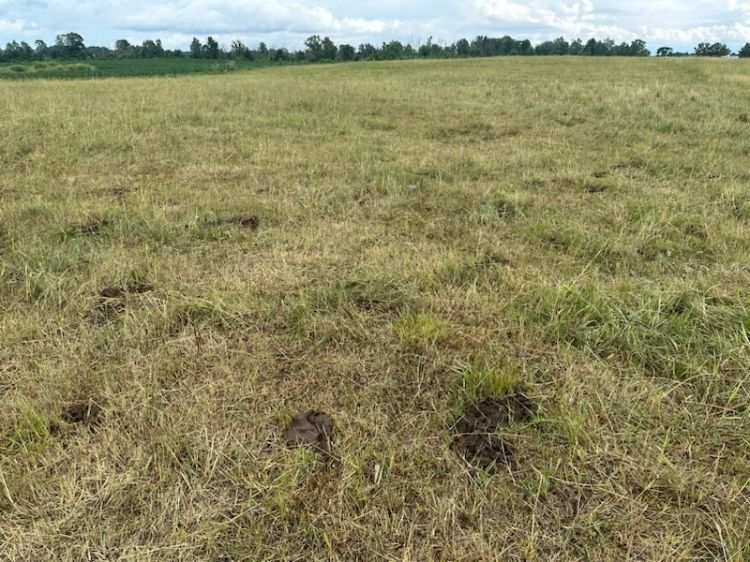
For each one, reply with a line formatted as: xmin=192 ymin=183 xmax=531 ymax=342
xmin=1 ymin=0 xmax=749 ymax=52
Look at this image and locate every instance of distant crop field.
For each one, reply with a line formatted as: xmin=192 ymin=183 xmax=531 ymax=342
xmin=0 ymin=57 xmax=267 ymax=79
xmin=1 ymin=57 xmax=749 ymax=561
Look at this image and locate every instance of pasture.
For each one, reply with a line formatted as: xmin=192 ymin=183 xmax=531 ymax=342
xmin=1 ymin=57 xmax=749 ymax=560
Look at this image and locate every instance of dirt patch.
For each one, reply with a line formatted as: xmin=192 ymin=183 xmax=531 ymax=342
xmin=231 ymin=216 xmax=259 ymax=230
xmin=212 ymin=216 xmax=260 ymax=230
xmin=65 ymin=217 xmax=111 ymax=237
xmin=99 ymin=287 xmax=127 ymax=299
xmin=61 ymin=401 xmax=104 ymax=428
xmin=586 ymin=184 xmax=607 ymax=193
xmin=126 ymin=281 xmax=155 ymax=294
xmin=285 ymin=411 xmax=334 ymax=456
xmin=96 ymin=287 xmax=127 ymax=315
xmin=452 ymin=393 xmax=535 ymax=472
xmin=494 ymin=200 xmax=517 ymax=218
xmin=592 ymin=170 xmax=608 ymax=179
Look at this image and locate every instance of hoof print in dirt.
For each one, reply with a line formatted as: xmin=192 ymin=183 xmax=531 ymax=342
xmin=232 ymin=216 xmax=259 ymax=230
xmin=126 ymin=281 xmax=155 ymax=294
xmin=96 ymin=287 xmax=127 ymax=314
xmin=62 ymin=401 xmax=104 ymax=429
xmin=99 ymin=287 xmax=127 ymax=299
xmin=285 ymin=410 xmax=334 ymax=456
xmin=452 ymin=393 xmax=535 ymax=473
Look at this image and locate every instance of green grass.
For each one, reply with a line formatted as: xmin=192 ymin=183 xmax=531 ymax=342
xmin=1 ymin=57 xmax=750 ymax=560
xmin=0 ymin=58 xmax=264 ymax=79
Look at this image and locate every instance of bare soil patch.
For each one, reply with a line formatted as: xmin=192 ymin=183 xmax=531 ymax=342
xmin=61 ymin=401 xmax=104 ymax=428
xmin=285 ymin=411 xmax=334 ymax=456
xmin=452 ymin=393 xmax=535 ymax=472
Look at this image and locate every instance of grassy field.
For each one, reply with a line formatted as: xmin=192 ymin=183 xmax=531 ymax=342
xmin=0 ymin=58 xmax=260 ymax=79
xmin=1 ymin=57 xmax=749 ymax=560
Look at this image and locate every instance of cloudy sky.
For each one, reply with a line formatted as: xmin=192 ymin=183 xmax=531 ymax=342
xmin=1 ymin=0 xmax=749 ymax=52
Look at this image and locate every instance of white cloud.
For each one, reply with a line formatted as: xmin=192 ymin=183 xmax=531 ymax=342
xmin=0 ymin=18 xmax=34 ymax=33
xmin=122 ymin=0 xmax=402 ymax=36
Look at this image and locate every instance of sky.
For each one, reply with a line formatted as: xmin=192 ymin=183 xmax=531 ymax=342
xmin=1 ymin=0 xmax=749 ymax=53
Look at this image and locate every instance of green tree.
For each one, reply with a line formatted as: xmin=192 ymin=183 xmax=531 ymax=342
xmin=629 ymin=39 xmax=649 ymax=56
xmin=338 ymin=44 xmax=356 ymax=61
xmin=656 ymin=46 xmax=673 ymax=57
xmin=34 ymin=40 xmax=48 ymax=59
xmin=694 ymin=42 xmax=730 ymax=57
xmin=54 ymin=32 xmax=86 ymax=59
xmin=456 ymin=38 xmax=470 ymax=57
xmin=305 ymin=35 xmax=323 ymax=61
xmin=739 ymin=43 xmax=750 ymax=58
xmin=320 ymin=36 xmax=337 ymax=60
xmin=190 ymin=37 xmax=202 ymax=58
xmin=115 ymin=39 xmax=132 ymax=58
xmin=203 ymin=36 xmax=220 ymax=58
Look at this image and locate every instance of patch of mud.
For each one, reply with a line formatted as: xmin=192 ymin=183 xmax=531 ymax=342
xmin=61 ymin=401 xmax=104 ymax=428
xmin=285 ymin=411 xmax=333 ymax=456
xmin=452 ymin=393 xmax=535 ymax=472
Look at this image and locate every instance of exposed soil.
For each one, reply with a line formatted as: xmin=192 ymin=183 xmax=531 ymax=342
xmin=452 ymin=393 xmax=535 ymax=472
xmin=495 ymin=200 xmax=517 ymax=218
xmin=285 ymin=411 xmax=334 ymax=455
xmin=66 ymin=218 xmax=111 ymax=237
xmin=126 ymin=281 xmax=155 ymax=294
xmin=99 ymin=287 xmax=127 ymax=299
xmin=592 ymin=170 xmax=608 ymax=179
xmin=61 ymin=401 xmax=104 ymax=428
xmin=586 ymin=184 xmax=607 ymax=193
xmin=212 ymin=216 xmax=260 ymax=230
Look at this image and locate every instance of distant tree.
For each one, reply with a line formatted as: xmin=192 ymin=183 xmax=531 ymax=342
xmin=656 ymin=46 xmax=673 ymax=57
xmin=739 ymin=43 xmax=750 ymax=58
xmin=694 ymin=42 xmax=730 ymax=57
xmin=552 ymin=36 xmax=570 ymax=55
xmin=629 ymin=39 xmax=650 ymax=56
xmin=230 ymin=40 xmax=251 ymax=59
xmin=34 ymin=39 xmax=48 ymax=59
xmin=54 ymin=32 xmax=85 ymax=59
xmin=271 ymin=48 xmax=290 ymax=62
xmin=338 ymin=44 xmax=356 ymax=61
xmin=189 ymin=37 xmax=202 ymax=58
xmin=115 ymin=39 xmax=132 ymax=58
xmin=304 ymin=35 xmax=323 ymax=61
xmin=382 ymin=40 xmax=404 ymax=60
xmin=203 ymin=36 xmax=220 ymax=58
xmin=258 ymin=42 xmax=268 ymax=58
xmin=320 ymin=36 xmax=337 ymax=60
xmin=456 ymin=38 xmax=470 ymax=57
xmin=518 ymin=39 xmax=534 ymax=55
xmin=139 ymin=39 xmax=163 ymax=58
xmin=569 ymin=38 xmax=584 ymax=55
xmin=358 ymin=43 xmax=377 ymax=60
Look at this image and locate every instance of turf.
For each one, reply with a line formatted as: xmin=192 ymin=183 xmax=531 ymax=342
xmin=1 ymin=57 xmax=749 ymax=560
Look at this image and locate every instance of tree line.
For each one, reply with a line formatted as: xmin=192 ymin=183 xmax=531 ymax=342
xmin=2 ymin=32 xmax=749 ymax=63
